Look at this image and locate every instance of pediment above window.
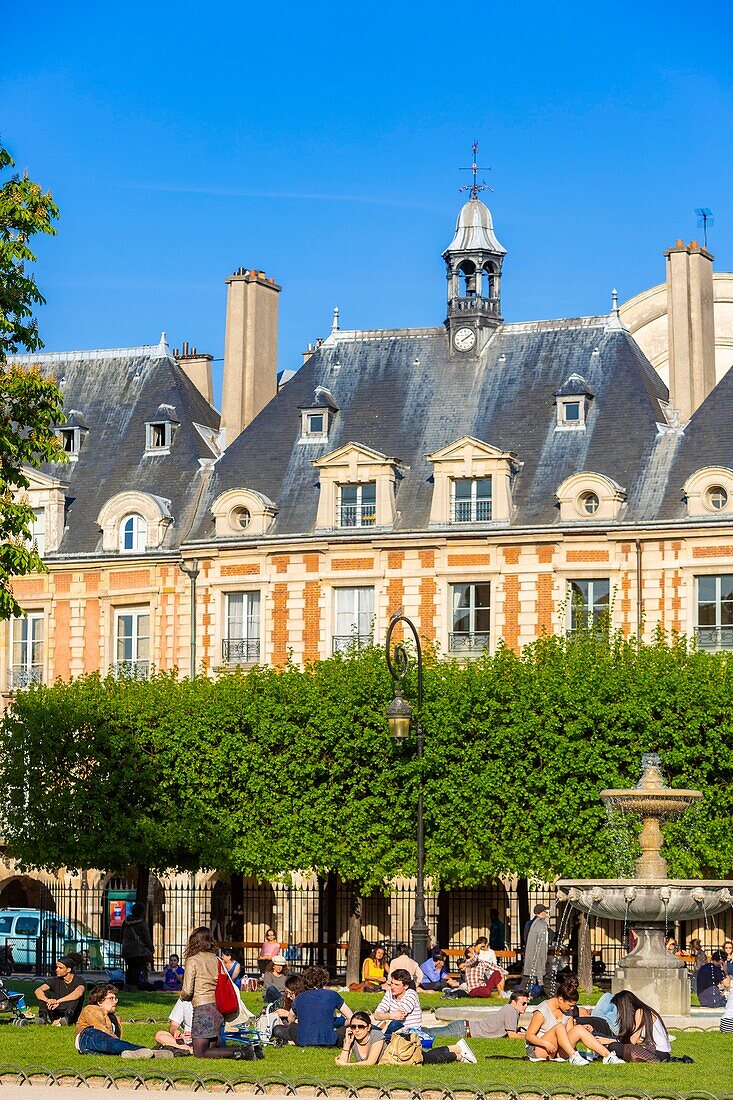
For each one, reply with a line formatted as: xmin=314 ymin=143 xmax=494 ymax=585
xmin=17 ymin=468 xmax=68 ymax=556
xmin=426 ymin=436 xmax=519 ymax=525
xmin=313 ymin=442 xmax=406 ymax=530
xmin=556 ymin=472 xmax=626 ymax=521
xmin=97 ymin=491 xmax=173 ymax=552
xmin=211 ymin=487 xmax=278 ymax=537
xmin=683 ymin=466 xmax=733 ymax=516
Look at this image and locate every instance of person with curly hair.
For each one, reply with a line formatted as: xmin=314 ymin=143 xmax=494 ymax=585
xmin=281 ymin=965 xmax=354 ymax=1047
xmin=75 ymin=984 xmax=170 ymax=1059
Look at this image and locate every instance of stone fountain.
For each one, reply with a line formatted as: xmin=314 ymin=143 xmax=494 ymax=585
xmin=557 ymin=752 xmax=732 ymax=1016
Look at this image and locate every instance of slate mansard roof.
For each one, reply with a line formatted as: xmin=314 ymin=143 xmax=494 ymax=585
xmin=11 ymin=337 xmax=220 ymax=557
xmin=189 ymin=313 xmax=707 ymax=544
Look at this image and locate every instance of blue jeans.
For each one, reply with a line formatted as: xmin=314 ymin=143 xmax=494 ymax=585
xmin=384 ymin=1020 xmax=405 ymax=1037
xmin=78 ymin=1027 xmax=146 ymax=1056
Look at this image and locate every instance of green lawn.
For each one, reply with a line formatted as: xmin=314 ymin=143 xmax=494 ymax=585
xmin=1 ymin=982 xmax=728 ymax=1097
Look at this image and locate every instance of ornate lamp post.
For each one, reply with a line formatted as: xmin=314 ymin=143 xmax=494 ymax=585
xmin=178 ymin=558 xmax=200 ymax=676
xmin=385 ymin=610 xmax=429 ymax=965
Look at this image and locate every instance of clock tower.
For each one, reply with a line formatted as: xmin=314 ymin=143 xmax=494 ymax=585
xmin=443 ymin=195 xmax=506 ymax=356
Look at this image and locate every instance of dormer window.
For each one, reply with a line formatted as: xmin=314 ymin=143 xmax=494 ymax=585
xmin=60 ymin=427 xmax=79 ymax=454
xmin=556 ymin=473 xmax=626 ymax=521
xmin=683 ymin=467 xmax=733 ymax=517
xmin=313 ymin=443 xmax=403 ymax=531
xmin=452 ymin=477 xmax=492 ymax=523
xmin=56 ymin=409 xmax=89 ymax=460
xmin=554 ymin=375 xmax=594 ymax=431
xmin=145 ymin=404 xmax=179 ymax=454
xmin=299 ymin=387 xmax=338 ymax=442
xmin=339 ymin=482 xmax=376 ymax=527
xmin=120 ymin=513 xmax=147 ymax=552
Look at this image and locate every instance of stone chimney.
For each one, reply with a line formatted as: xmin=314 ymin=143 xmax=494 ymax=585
xmin=664 ymin=240 xmax=716 ymax=422
xmin=175 ymin=341 xmax=214 ymax=405
xmin=221 ymin=268 xmax=281 ymax=446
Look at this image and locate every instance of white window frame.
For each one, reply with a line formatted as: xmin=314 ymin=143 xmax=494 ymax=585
xmin=145 ymin=421 xmax=173 ymax=452
xmin=556 ymin=397 xmax=586 ymax=430
xmin=223 ymin=591 xmax=261 ymax=663
xmin=113 ymin=607 xmax=150 ymax=677
xmin=695 ymin=574 xmax=733 ymax=650
xmin=120 ymin=513 xmax=147 ymax=552
xmin=338 ymin=482 xmax=377 ymax=528
xmin=9 ymin=611 xmax=44 ymax=690
xmin=332 ymin=587 xmax=374 ymax=653
xmin=449 ymin=582 xmax=491 ymax=653
xmin=59 ymin=426 xmax=81 ymax=457
xmin=451 ymin=477 xmax=493 ymax=523
xmin=29 ymin=507 xmax=45 ymax=557
xmin=568 ymin=578 xmax=611 ymax=631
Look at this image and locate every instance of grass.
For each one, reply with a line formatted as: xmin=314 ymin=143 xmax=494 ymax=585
xmin=1 ymin=982 xmax=729 ymax=1097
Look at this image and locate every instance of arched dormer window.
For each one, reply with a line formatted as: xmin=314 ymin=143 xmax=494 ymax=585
xmin=120 ymin=513 xmax=147 ymax=552
xmin=211 ymin=488 xmax=278 ymax=538
xmin=97 ymin=492 xmax=173 ymax=553
xmin=556 ymin=472 xmax=626 ymax=522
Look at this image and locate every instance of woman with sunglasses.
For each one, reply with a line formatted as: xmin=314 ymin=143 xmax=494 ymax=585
xmin=75 ymin=983 xmax=169 ymax=1059
xmin=335 ymin=1010 xmax=476 ymax=1065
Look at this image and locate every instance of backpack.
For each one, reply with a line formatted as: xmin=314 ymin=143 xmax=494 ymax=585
xmin=382 ymin=1031 xmax=423 ymax=1065
xmin=214 ymin=959 xmax=240 ymax=1016
xmin=255 ymin=1004 xmax=281 ymax=1043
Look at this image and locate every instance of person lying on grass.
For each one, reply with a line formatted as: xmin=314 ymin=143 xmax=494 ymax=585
xmin=334 ymin=1010 xmax=476 ymax=1066
xmin=525 ymin=973 xmax=623 ymax=1065
xmin=75 ymin=983 xmax=173 ymax=1059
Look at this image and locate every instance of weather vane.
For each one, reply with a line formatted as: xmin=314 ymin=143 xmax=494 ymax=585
xmin=459 ymin=140 xmax=493 ymax=199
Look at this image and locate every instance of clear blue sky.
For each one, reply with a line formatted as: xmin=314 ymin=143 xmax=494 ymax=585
xmin=3 ymin=0 xmax=732 ymax=406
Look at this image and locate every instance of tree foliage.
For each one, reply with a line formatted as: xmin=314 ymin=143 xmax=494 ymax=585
xmin=2 ymin=631 xmax=732 ymax=885
xmin=0 ymin=141 xmax=66 ymax=618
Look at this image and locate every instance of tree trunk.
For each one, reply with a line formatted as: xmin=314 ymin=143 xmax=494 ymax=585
xmin=345 ymin=884 xmax=363 ymax=987
xmin=135 ymin=865 xmax=150 ymax=908
xmin=517 ymin=878 xmax=530 ymax=945
xmin=578 ymin=912 xmax=593 ymax=993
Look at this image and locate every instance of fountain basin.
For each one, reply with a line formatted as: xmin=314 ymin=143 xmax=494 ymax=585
xmin=557 ymin=879 xmax=733 ymax=922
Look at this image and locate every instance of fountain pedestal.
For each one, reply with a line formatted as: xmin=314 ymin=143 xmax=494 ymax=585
xmin=612 ymin=925 xmax=689 ymax=1016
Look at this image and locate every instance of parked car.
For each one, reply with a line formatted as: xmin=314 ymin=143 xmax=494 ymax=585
xmin=0 ymin=908 xmax=124 ymax=980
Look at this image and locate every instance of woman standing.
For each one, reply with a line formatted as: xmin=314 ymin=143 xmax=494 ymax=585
xmin=180 ymin=927 xmax=254 ymax=1060
xmin=120 ymin=902 xmax=154 ymax=991
xmin=258 ymin=929 xmax=281 ymax=975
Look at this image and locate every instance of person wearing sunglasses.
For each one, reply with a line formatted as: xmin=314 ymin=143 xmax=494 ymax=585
xmin=335 ymin=1010 xmax=476 ymax=1065
xmin=75 ymin=983 xmax=171 ymax=1059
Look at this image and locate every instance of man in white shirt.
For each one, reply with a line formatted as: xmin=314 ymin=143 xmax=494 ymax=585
xmin=154 ymin=999 xmax=193 ymax=1054
xmin=373 ymin=970 xmax=422 ymax=1036
xmin=387 ymin=943 xmax=423 ymax=986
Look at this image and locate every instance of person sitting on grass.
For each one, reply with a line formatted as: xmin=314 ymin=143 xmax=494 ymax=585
xmin=220 ymin=948 xmax=242 ymax=989
xmin=387 ymin=943 xmax=423 ymax=986
xmin=262 ymin=954 xmax=289 ymax=1004
xmin=696 ymin=950 xmax=731 ymax=1008
xmin=463 ymin=941 xmax=507 ymax=998
xmin=163 ymin=954 xmax=185 ymax=992
xmin=374 ymin=969 xmax=422 ymax=1035
xmin=361 ymin=945 xmax=389 ymax=991
xmin=270 ymin=973 xmax=306 ymax=1044
xmin=277 ymin=965 xmax=353 ymax=1048
xmin=35 ymin=953 xmax=85 ymax=1026
xmin=154 ymin=998 xmax=193 ymax=1054
xmin=525 ymin=973 xmax=623 ymax=1065
xmin=75 ymin=983 xmax=172 ymax=1059
xmin=609 ymin=990 xmax=673 ymax=1062
xmin=335 ymin=1010 xmax=477 ymax=1065
xmin=420 ymin=950 xmax=460 ymax=992
xmin=468 ymin=989 xmax=529 ymax=1039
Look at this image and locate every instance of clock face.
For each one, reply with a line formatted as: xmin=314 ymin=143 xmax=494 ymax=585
xmin=453 ymin=326 xmax=477 ymax=352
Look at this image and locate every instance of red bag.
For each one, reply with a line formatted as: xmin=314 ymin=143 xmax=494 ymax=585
xmin=214 ymin=960 xmax=239 ymax=1015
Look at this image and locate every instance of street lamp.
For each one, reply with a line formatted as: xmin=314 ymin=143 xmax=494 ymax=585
xmin=178 ymin=558 xmax=200 ymax=676
xmin=385 ymin=609 xmax=429 ymax=966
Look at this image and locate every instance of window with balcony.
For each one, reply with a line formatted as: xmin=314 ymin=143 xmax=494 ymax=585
xmin=114 ymin=608 xmax=150 ymax=677
xmin=10 ymin=612 xmax=43 ymax=690
xmin=696 ymin=574 xmax=733 ymax=650
xmin=450 ymin=583 xmax=490 ymax=653
xmin=339 ymin=483 xmax=376 ymax=528
xmin=569 ymin=578 xmax=610 ymax=631
xmin=120 ymin=513 xmax=147 ymax=552
xmin=452 ymin=478 xmax=492 ymax=523
xmin=333 ymin=587 xmax=374 ymax=653
xmin=223 ymin=591 xmax=261 ymax=664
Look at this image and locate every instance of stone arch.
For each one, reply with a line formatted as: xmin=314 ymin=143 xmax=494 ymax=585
xmin=97 ymin=491 xmax=172 ymax=552
xmin=209 ymin=874 xmax=277 ymax=946
xmin=0 ymin=873 xmax=56 ymax=912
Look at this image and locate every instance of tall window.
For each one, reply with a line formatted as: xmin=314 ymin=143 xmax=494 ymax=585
xmin=452 ymin=478 xmax=492 ymax=523
xmin=696 ymin=575 xmax=733 ymax=650
xmin=569 ymin=578 xmax=610 ymax=631
xmin=333 ymin=587 xmax=374 ymax=653
xmin=120 ymin=513 xmax=147 ymax=552
xmin=450 ymin=583 xmax=490 ymax=653
xmin=114 ymin=608 xmax=150 ymax=677
xmin=223 ymin=592 xmax=261 ymax=663
xmin=29 ymin=508 xmax=45 ymax=557
xmin=339 ymin=483 xmax=376 ymax=528
xmin=10 ymin=612 xmax=43 ymax=689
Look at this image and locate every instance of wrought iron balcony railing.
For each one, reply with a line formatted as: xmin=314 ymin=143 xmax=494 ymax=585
xmin=453 ymin=499 xmax=492 ymax=523
xmin=339 ymin=504 xmax=376 ymax=528
xmin=8 ymin=667 xmax=43 ymax=690
xmin=332 ymin=634 xmax=372 ymax=655
xmin=695 ymin=625 xmax=733 ymax=651
xmin=449 ymin=632 xmax=490 ymax=654
xmin=222 ymin=638 xmax=261 ymax=663
xmin=449 ymin=295 xmax=501 ymax=317
xmin=112 ymin=660 xmax=150 ymax=679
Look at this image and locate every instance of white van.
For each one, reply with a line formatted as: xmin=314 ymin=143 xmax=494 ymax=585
xmin=0 ymin=908 xmax=123 ymax=979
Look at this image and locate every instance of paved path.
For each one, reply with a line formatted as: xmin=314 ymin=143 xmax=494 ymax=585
xmin=0 ymin=1090 xmax=282 ymax=1100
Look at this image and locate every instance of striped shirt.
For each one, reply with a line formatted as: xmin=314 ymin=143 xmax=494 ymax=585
xmin=375 ymin=988 xmax=422 ymax=1029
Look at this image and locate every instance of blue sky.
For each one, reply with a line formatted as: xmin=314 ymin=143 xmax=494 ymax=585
xmin=3 ymin=0 xmax=733 ymax=405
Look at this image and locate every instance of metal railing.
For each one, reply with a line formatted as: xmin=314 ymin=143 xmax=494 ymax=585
xmin=222 ymin=638 xmax=261 ymax=663
xmin=339 ymin=504 xmax=376 ymax=528
xmin=449 ymin=295 xmax=501 ymax=317
xmin=111 ymin=660 xmax=150 ymax=679
xmin=695 ymin=625 xmax=733 ymax=650
xmin=453 ymin=499 xmax=492 ymax=523
xmin=8 ymin=667 xmax=43 ymax=690
xmin=449 ymin=631 xmax=490 ymax=654
xmin=332 ymin=634 xmax=372 ymax=654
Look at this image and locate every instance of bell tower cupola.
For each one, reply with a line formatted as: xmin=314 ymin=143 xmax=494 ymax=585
xmin=443 ymin=145 xmax=506 ymax=356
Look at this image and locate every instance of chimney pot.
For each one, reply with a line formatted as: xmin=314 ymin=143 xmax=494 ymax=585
xmin=690 ymin=240 xmax=698 ymax=249
xmin=675 ymin=239 xmax=684 ymax=248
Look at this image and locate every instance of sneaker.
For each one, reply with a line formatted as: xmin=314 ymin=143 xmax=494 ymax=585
xmin=233 ymin=1046 xmax=257 ymax=1060
xmin=456 ymin=1039 xmax=477 ymax=1064
xmin=121 ymin=1048 xmax=155 ymax=1060
xmin=253 ymin=1044 xmax=265 ymax=1060
xmin=152 ymin=1049 xmax=175 ymax=1059
xmin=569 ymin=1051 xmax=589 ymax=1066
xmin=500 ymin=990 xmax=512 ymax=999
xmin=603 ymin=1052 xmax=625 ymax=1065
